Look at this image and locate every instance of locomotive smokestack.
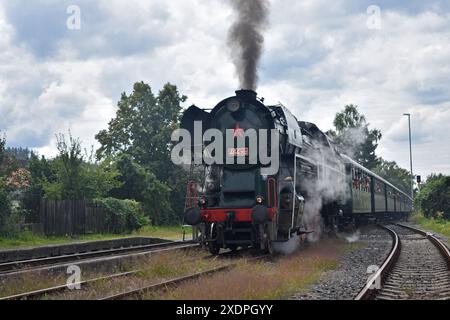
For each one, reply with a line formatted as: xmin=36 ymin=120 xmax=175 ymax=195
xmin=236 ymin=89 xmax=257 ymax=101
xmin=227 ymin=0 xmax=269 ymax=91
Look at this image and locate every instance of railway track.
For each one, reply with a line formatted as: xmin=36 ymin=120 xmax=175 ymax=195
xmin=0 ymin=250 xmax=266 ymax=300
xmin=355 ymin=224 xmax=450 ymax=300
xmin=100 ymin=254 xmax=268 ymax=300
xmin=0 ymin=241 xmax=199 ymax=277
xmin=0 ymin=270 xmax=140 ymax=300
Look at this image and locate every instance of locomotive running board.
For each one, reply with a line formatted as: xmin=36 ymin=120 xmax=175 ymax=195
xmin=272 ymin=231 xmax=314 ymax=242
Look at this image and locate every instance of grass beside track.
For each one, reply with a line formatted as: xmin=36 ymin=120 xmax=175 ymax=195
xmin=410 ymin=213 xmax=450 ymax=239
xmin=0 ymin=226 xmax=192 ymax=250
xmin=0 ymin=248 xmax=208 ymax=299
xmin=0 ymin=238 xmax=361 ymax=300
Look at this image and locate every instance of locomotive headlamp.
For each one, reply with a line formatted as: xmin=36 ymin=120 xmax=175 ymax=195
xmin=256 ymin=196 xmax=264 ymax=205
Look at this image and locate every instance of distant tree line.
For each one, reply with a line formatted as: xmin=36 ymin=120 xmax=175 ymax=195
xmin=6 ymin=147 xmax=32 ymax=162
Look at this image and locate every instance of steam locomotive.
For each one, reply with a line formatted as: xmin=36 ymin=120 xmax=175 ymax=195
xmin=180 ymin=90 xmax=412 ymax=254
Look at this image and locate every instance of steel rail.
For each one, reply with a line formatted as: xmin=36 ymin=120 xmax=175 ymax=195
xmin=396 ymin=223 xmax=450 ymax=267
xmin=0 ymin=254 xmax=201 ymax=300
xmin=0 ymin=241 xmax=196 ymax=273
xmin=0 ymin=242 xmax=199 ymax=277
xmin=0 ymin=248 xmax=256 ymax=300
xmin=354 ymin=225 xmax=401 ymax=300
xmin=0 ymin=270 xmax=139 ymax=301
xmin=356 ymin=223 xmax=450 ymax=300
xmin=100 ymin=255 xmax=268 ymax=300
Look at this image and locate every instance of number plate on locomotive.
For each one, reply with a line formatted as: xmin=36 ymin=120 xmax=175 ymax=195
xmin=228 ymin=148 xmax=249 ymax=157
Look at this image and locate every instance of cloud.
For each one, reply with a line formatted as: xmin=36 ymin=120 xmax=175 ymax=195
xmin=0 ymin=3 xmax=115 ymax=151
xmin=2 ymin=0 xmax=172 ymax=59
xmin=258 ymin=1 xmax=450 ymax=176
xmin=383 ymin=103 xmax=450 ymax=175
xmin=0 ymin=0 xmax=450 ymax=179
xmin=0 ymin=0 xmax=237 ymax=156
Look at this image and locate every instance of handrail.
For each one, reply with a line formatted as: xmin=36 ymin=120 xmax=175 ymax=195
xmin=185 ymin=180 xmax=198 ymax=209
xmin=267 ymin=178 xmax=277 ymax=208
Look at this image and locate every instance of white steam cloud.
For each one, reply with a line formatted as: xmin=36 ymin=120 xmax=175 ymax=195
xmin=301 ymin=140 xmax=350 ymax=242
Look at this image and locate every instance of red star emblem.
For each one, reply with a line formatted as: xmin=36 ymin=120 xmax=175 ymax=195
xmin=233 ymin=123 xmax=245 ymax=138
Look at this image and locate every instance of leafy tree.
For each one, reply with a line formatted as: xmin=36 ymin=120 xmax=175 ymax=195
xmin=111 ymin=154 xmax=171 ymax=225
xmin=0 ymin=135 xmax=19 ymax=178
xmin=0 ymin=179 xmax=11 ymax=236
xmin=415 ymin=174 xmax=450 ymax=219
xmin=47 ymin=133 xmax=85 ymax=200
xmin=28 ymin=154 xmax=56 ymax=184
xmin=82 ymin=158 xmax=122 ymax=199
xmin=41 ymin=133 xmax=122 ymax=201
xmin=0 ymin=134 xmax=13 ymax=235
xmin=96 ymin=82 xmax=188 ymax=224
xmin=0 ymin=134 xmax=5 ymax=168
xmin=328 ymin=105 xmax=382 ymax=169
xmin=96 ymin=82 xmax=186 ymax=174
xmin=6 ymin=168 xmax=30 ymax=191
xmin=373 ymin=159 xmax=411 ymax=195
xmin=22 ymin=154 xmax=57 ymax=222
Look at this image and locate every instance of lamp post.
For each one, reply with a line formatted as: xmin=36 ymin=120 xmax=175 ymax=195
xmin=403 ymin=113 xmax=414 ymax=199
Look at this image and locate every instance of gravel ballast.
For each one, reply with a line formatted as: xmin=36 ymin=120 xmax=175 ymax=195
xmin=294 ymin=226 xmax=392 ymax=300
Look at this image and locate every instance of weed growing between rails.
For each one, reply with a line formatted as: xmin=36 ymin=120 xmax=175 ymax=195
xmin=146 ymin=239 xmax=360 ymax=300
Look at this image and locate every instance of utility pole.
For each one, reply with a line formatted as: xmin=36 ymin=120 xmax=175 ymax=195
xmin=403 ymin=113 xmax=414 ymax=199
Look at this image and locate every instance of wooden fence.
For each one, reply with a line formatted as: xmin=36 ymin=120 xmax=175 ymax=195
xmin=39 ymin=200 xmax=107 ymax=236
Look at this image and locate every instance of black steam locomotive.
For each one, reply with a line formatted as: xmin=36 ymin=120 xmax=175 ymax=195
xmin=180 ymin=90 xmax=412 ymax=254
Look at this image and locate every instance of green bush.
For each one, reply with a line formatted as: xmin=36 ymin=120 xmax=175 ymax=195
xmin=0 ymin=210 xmax=25 ymax=238
xmin=95 ymin=198 xmax=149 ymax=234
xmin=415 ymin=174 xmax=450 ymax=220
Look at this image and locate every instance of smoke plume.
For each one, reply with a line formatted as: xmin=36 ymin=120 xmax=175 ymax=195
xmin=227 ymin=0 xmax=269 ymax=90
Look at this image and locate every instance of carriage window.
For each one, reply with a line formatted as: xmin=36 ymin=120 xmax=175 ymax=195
xmin=352 ymin=168 xmax=357 ymax=190
xmin=375 ymin=182 xmax=384 ymax=194
xmin=357 ymin=170 xmax=362 ymax=191
xmin=357 ymin=170 xmax=361 ymax=191
xmin=351 ymin=167 xmax=372 ymax=192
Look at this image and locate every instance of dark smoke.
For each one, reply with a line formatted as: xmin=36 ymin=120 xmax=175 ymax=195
xmin=227 ymin=0 xmax=269 ymax=90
